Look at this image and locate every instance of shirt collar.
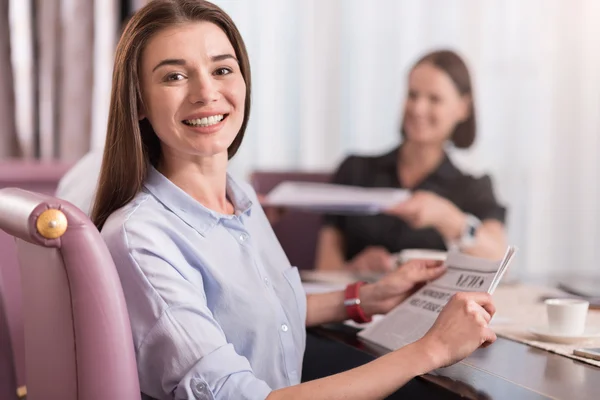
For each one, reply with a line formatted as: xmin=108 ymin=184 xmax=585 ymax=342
xmin=382 ymin=145 xmax=462 ymax=184
xmin=143 ymin=165 xmax=253 ymax=237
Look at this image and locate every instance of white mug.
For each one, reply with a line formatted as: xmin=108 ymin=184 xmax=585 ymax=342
xmin=545 ymin=298 xmax=589 ymax=336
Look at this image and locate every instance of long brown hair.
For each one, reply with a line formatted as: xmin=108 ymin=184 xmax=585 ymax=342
xmin=402 ymin=50 xmax=476 ymax=149
xmin=92 ymin=0 xmax=251 ymax=230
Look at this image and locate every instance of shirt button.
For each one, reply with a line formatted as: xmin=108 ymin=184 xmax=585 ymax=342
xmin=264 ymin=277 xmax=269 ymax=285
xmin=239 ymin=233 xmax=249 ymax=242
xmin=192 ymin=380 xmax=210 ymax=399
xmin=281 ymin=324 xmax=289 ymax=332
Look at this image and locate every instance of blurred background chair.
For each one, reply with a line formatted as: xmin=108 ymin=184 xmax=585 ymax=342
xmin=0 ymin=161 xmax=72 ymax=395
xmin=0 ymin=188 xmax=140 ymax=400
xmin=250 ymin=171 xmax=331 ymax=270
xmin=0 ymin=275 xmax=18 ymax=400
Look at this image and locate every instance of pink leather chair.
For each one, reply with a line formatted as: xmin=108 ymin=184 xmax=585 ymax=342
xmin=250 ymin=171 xmax=331 ymax=270
xmin=0 ymin=188 xmax=141 ymax=400
xmin=0 ymin=160 xmax=72 ymax=394
xmin=0 ymin=277 xmax=18 ymax=399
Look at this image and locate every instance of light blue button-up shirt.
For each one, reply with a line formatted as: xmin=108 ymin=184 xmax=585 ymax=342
xmin=101 ymin=167 xmax=307 ymax=400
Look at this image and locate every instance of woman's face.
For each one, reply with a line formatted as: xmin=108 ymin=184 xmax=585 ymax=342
xmin=403 ymin=62 xmax=470 ymax=146
xmin=139 ymin=22 xmax=246 ymax=163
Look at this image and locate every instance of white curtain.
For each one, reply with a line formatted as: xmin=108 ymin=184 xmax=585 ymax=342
xmin=7 ymin=0 xmax=33 ymax=158
xmin=91 ymin=0 xmax=120 ymax=150
xmin=8 ymin=0 xmax=119 ymax=159
xmin=10 ymin=0 xmax=596 ymax=278
xmin=214 ymin=0 xmax=600 ymax=279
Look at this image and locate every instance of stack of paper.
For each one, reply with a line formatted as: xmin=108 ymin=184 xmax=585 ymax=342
xmin=263 ymin=181 xmax=411 ymax=215
xmin=395 ymin=249 xmax=448 ymax=265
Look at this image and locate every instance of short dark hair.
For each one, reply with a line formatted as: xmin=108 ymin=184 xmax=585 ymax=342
xmin=402 ymin=50 xmax=476 ymax=149
xmin=92 ymin=0 xmax=251 ymax=230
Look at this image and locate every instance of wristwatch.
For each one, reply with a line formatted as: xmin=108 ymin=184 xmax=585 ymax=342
xmin=344 ymin=281 xmax=372 ymax=323
xmin=458 ymin=213 xmax=481 ymax=249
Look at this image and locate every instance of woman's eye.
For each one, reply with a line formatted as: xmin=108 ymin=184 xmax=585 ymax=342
xmin=166 ymin=73 xmax=185 ymax=81
xmin=215 ymin=67 xmax=232 ymax=76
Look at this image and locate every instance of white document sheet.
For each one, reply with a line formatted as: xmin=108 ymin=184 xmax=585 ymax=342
xmin=263 ymin=181 xmax=411 ymax=214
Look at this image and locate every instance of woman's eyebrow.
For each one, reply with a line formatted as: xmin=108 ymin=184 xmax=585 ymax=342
xmin=211 ymin=53 xmax=238 ymax=63
xmin=152 ymin=54 xmax=238 ymax=73
xmin=152 ymin=58 xmax=186 ymax=72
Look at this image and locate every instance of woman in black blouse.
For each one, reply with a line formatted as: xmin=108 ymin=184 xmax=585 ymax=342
xmin=316 ymin=50 xmax=507 ymax=272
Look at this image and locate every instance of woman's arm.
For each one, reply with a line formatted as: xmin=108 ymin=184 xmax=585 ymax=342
xmin=269 ymin=292 xmax=497 ymax=400
xmin=386 ymin=191 xmax=507 ymax=260
xmin=436 ymin=215 xmax=507 ymax=259
xmin=306 ymin=260 xmax=447 ymax=327
xmin=467 ymin=219 xmax=507 ymax=258
xmin=314 ymin=226 xmax=347 ymax=270
xmin=269 ymin=340 xmax=436 ymax=400
xmin=305 ymin=284 xmax=381 ymax=327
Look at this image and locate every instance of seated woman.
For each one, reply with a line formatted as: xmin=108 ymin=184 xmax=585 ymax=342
xmin=94 ymin=2 xmax=498 ymax=399
xmin=316 ymin=50 xmax=507 ymax=272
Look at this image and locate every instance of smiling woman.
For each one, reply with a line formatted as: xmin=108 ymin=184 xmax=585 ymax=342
xmin=91 ymin=0 xmax=252 ymax=229
xmin=93 ymin=1 xmax=501 ymax=400
xmin=315 ymin=50 xmax=508 ymax=273
xmin=136 ymin=21 xmax=246 ymax=208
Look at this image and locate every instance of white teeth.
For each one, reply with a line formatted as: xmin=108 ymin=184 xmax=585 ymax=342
xmin=184 ymin=114 xmax=224 ymax=127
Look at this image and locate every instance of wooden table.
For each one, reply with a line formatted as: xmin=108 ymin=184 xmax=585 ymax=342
xmin=303 ymin=324 xmax=600 ymax=399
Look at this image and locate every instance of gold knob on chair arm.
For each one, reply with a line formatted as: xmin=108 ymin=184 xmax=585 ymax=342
xmin=36 ymin=209 xmax=68 ymax=239
xmin=16 ymin=385 xmax=27 ymax=399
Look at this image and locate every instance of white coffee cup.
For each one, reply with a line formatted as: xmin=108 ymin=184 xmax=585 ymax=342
xmin=545 ymin=298 xmax=589 ymax=336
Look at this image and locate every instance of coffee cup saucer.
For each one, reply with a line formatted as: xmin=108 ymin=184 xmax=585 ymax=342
xmin=529 ymin=327 xmax=600 ymax=344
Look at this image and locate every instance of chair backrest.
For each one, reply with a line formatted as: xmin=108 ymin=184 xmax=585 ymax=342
xmin=0 ymin=160 xmax=72 ymax=194
xmin=0 ymin=160 xmax=72 ymax=392
xmin=0 ymin=188 xmax=140 ymax=400
xmin=250 ymin=171 xmax=331 ymax=270
xmin=0 ymin=273 xmax=17 ymax=400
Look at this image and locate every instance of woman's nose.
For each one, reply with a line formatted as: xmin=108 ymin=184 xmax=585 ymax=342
xmin=187 ymin=73 xmax=218 ymax=104
xmin=408 ymin=97 xmax=427 ymax=116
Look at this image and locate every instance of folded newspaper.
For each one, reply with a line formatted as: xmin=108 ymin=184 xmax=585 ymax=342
xmin=358 ymin=246 xmax=517 ymax=350
xmin=263 ymin=181 xmax=411 ymax=215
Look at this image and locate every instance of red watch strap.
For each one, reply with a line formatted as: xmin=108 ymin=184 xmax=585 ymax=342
xmin=344 ymin=281 xmax=372 ymax=323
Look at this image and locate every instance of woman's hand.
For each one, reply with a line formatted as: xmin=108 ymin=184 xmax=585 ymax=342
xmin=360 ymin=259 xmax=447 ymax=316
xmin=385 ymin=191 xmax=466 ymax=239
xmin=348 ymin=246 xmax=396 ymax=272
xmin=417 ymin=292 xmax=497 ymax=368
